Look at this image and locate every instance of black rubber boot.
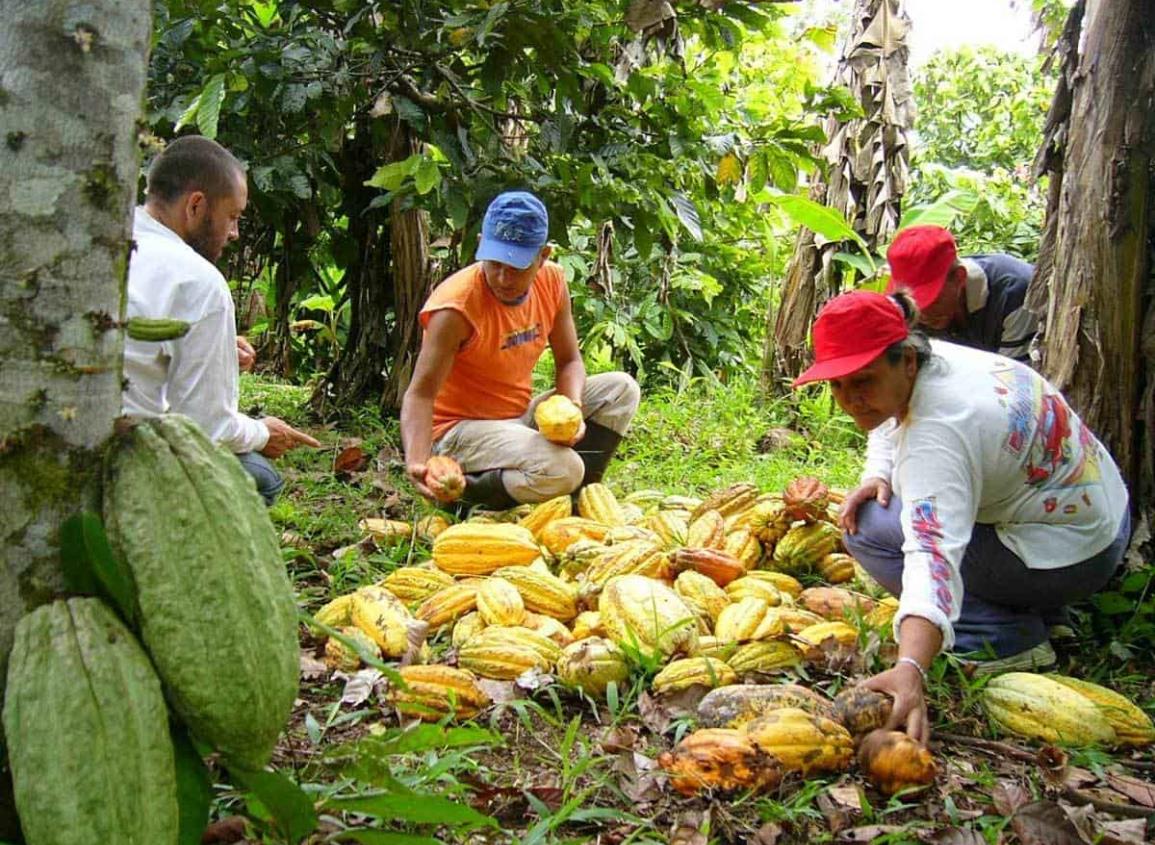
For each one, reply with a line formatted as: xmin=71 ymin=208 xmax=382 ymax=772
xmin=459 ymin=469 xmax=518 ymax=511
xmin=573 ymin=420 xmax=624 ymax=487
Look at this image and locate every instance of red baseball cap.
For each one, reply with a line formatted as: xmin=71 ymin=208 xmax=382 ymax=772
xmin=793 ymin=291 xmax=909 ymax=387
xmin=885 ymin=225 xmax=958 ymax=310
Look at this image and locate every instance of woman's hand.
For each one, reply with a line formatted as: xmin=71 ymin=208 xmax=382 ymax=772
xmin=406 ymin=462 xmax=438 ymax=501
xmin=862 ymin=661 xmax=929 ymax=745
xmin=840 ymin=477 xmax=892 ymax=534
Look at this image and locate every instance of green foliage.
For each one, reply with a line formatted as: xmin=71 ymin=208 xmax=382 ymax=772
xmin=907 ymin=47 xmax=1054 ymax=260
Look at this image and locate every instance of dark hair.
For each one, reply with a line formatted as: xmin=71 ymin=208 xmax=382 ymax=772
xmin=883 ymin=291 xmax=932 ymax=366
xmin=145 ymin=136 xmax=245 ymax=204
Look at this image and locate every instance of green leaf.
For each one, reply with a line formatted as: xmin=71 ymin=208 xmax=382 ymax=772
xmin=414 ymin=158 xmax=441 ymax=195
xmin=832 ymin=251 xmax=878 ymax=279
xmin=172 ymin=725 xmax=213 ymax=845
xmin=196 ymin=74 xmax=228 ymax=139
xmin=59 ymin=512 xmax=136 ymax=626
xmin=365 ymin=161 xmax=410 ymax=192
xmin=228 ymin=767 xmax=317 ymax=842
xmin=671 ymin=193 xmax=702 ymax=241
xmin=297 ymin=294 xmax=336 ymax=313
xmin=174 ymin=93 xmax=202 ymax=133
xmin=769 ymin=194 xmax=870 ymax=256
xmin=802 ymin=25 xmax=838 ymax=53
xmin=337 ymin=833 xmax=442 ymax=845
xmin=1092 ymin=592 xmax=1133 ymax=615
xmin=248 ymin=0 xmax=279 ymax=27
xmin=324 ymin=794 xmax=497 ymax=829
xmin=898 ymin=189 xmax=980 ymax=231
xmin=363 ymin=724 xmax=501 ymax=755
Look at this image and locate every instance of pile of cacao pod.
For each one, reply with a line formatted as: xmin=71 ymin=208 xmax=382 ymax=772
xmin=3 ymin=416 xmax=300 ymax=845
xmin=316 ymin=473 xmax=1153 ymax=798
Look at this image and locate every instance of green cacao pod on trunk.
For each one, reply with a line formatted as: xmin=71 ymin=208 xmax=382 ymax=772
xmin=3 ymin=599 xmax=179 ymax=845
xmin=103 ymin=415 xmax=299 ymax=769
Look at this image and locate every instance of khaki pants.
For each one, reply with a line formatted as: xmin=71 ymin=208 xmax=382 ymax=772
xmin=433 ymin=372 xmax=640 ymax=503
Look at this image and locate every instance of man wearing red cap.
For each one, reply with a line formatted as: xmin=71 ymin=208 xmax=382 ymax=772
xmin=401 ymin=191 xmax=640 ymax=510
xmin=886 ymin=225 xmax=1038 ymax=363
xmin=794 ymin=290 xmax=1129 ymax=744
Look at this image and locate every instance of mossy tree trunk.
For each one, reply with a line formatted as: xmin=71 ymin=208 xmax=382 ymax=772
xmin=1028 ymin=0 xmax=1155 ymax=514
xmin=0 ymin=0 xmax=150 ymax=708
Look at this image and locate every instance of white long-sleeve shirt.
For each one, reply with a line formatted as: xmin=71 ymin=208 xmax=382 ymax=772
xmin=860 ymin=341 xmax=1129 ymax=651
xmin=122 ymin=207 xmax=268 ymax=454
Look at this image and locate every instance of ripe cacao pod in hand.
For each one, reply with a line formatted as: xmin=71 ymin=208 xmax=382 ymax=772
xmin=857 ymin=729 xmax=937 ymax=795
xmin=425 ymin=455 xmax=465 ymax=501
xmin=534 ymin=394 xmax=583 ymax=443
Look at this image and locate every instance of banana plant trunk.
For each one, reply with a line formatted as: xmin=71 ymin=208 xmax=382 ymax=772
xmin=761 ymin=0 xmax=914 ymax=395
xmin=0 ymin=0 xmax=151 ymax=833
xmin=1027 ymin=0 xmax=1155 ymax=514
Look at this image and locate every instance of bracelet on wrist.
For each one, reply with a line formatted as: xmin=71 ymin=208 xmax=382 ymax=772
xmin=896 ymin=656 xmax=928 ymax=684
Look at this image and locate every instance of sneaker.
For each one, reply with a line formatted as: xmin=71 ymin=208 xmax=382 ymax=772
xmin=957 ymin=641 xmax=1057 ymax=677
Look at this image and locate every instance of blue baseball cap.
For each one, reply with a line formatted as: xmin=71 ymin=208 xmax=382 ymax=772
xmin=476 ymin=191 xmax=549 ymax=270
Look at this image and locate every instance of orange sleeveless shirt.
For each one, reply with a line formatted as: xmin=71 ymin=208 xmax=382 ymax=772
xmin=421 ymin=261 xmax=567 ymax=440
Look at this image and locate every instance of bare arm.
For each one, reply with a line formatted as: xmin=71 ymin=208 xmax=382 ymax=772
xmin=401 ymin=309 xmax=471 ymax=499
xmin=548 ymin=291 xmax=586 ymax=407
xmin=862 ymin=616 xmax=943 ymax=745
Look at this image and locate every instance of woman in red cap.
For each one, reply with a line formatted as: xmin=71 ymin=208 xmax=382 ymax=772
xmin=795 ymin=290 xmax=1130 ymax=743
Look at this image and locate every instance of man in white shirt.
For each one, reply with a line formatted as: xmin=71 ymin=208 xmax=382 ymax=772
xmin=123 ymin=136 xmax=318 ymax=504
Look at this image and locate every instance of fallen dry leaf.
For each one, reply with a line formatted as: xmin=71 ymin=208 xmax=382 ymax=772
xmin=922 ymin=829 xmax=985 ymax=845
xmin=299 ymin=652 xmax=328 ymax=681
xmin=1011 ymin=800 xmax=1084 ymax=845
xmin=1097 ymin=818 xmax=1151 ymax=845
xmin=1036 ymin=745 xmax=1070 ymax=789
xmin=476 ymin=679 xmax=520 ymax=704
xmin=837 ymin=825 xmax=907 ymax=842
xmin=340 ymin=668 xmax=382 ymax=706
xmin=826 ymin=782 xmax=865 ymax=810
xmin=637 ymin=691 xmax=673 ymax=735
xmin=992 ymin=779 xmax=1031 ymax=816
xmin=817 ymin=790 xmax=852 ymax=834
xmin=1065 ymin=766 xmax=1098 ymax=789
xmin=750 ymin=822 xmax=783 ymax=845
xmin=334 ymin=443 xmax=368 ymax=476
xmin=1106 ymin=772 xmax=1155 ymax=808
xmin=600 ymin=724 xmax=641 ymax=754
xmin=614 ymin=751 xmax=663 ymax=804
xmin=669 ymin=811 xmax=707 ymax=845
xmin=201 ymin=816 xmax=248 ymax=843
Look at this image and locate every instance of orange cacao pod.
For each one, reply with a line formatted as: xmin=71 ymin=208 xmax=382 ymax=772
xmin=425 ymin=455 xmax=465 ymax=501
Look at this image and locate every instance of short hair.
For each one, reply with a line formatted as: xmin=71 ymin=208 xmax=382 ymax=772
xmin=146 ymin=135 xmax=245 ymax=204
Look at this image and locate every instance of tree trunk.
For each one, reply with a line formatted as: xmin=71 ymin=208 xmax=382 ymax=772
xmin=1028 ymin=0 xmax=1155 ymax=511
xmin=761 ymin=0 xmax=914 ymax=394
xmin=0 ymin=0 xmax=150 ymax=832
xmin=313 ymin=116 xmax=430 ymax=417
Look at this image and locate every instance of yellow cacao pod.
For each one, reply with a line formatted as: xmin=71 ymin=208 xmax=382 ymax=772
xmin=714 ymin=597 xmax=784 ymax=643
xmin=686 ymin=510 xmax=726 ymax=549
xmin=623 ymin=489 xmax=666 ymax=508
xmin=795 ymin=621 xmax=859 ymax=655
xmin=360 ymin=518 xmax=412 ymax=543
xmin=742 ymin=571 xmax=804 ymax=599
xmin=799 ymin=587 xmax=876 ymax=621
xmin=857 ymin=729 xmax=937 ymax=796
xmin=577 ymin=483 xmax=625 ymax=526
xmin=723 ymin=528 xmax=762 ymax=570
xmin=457 ymin=626 xmax=560 ymax=679
xmin=698 ymin=683 xmax=834 ymax=728
xmin=518 ymin=494 xmax=573 ymax=537
xmin=495 ymin=566 xmax=578 ymax=621
xmin=726 ymin=640 xmax=802 ymax=675
xmin=863 ymin=597 xmax=900 ymax=631
xmin=534 ymin=394 xmax=583 ymax=443
xmin=772 ymin=522 xmax=841 ymax=574
xmin=432 ymin=523 xmax=540 ymax=575
xmin=350 ymin=589 xmax=413 ymax=658
xmin=773 ymin=607 xmax=827 ymax=633
xmin=818 ymin=552 xmax=857 ymax=584
xmin=416 ymin=514 xmax=452 ymax=541
xmin=652 ymin=657 xmax=737 ymax=694
xmin=539 ymin=517 xmax=611 ymax=555
xmin=1045 ymin=675 xmax=1155 ymax=747
xmin=724 ymin=577 xmax=783 ymax=605
xmin=744 ymin=707 xmax=854 ymax=775
xmin=571 ymin=610 xmax=605 ymax=640
xmin=599 ymin=575 xmax=698 ymax=660
xmin=388 ymin=665 xmax=490 ymax=721
xmin=583 ymin=541 xmax=669 ymax=588
xmin=522 ymin=612 xmax=576 ymax=646
xmin=314 ymin=593 xmax=355 ymax=628
xmin=556 ymin=637 xmax=630 ymax=699
xmin=646 ymin=511 xmax=689 ymax=549
xmin=661 ymin=495 xmax=702 ymax=512
xmin=324 ymin=627 xmax=381 ymax=672
xmin=658 ymin=728 xmax=783 ymax=796
xmin=415 ymin=581 xmax=480 ymax=629
xmin=476 ymin=578 xmax=528 ymax=626
xmin=733 ymin=500 xmax=792 ymax=545
xmin=381 ymin=567 xmax=455 ymax=605
xmin=674 ymin=571 xmax=731 ymax=622
xmin=451 ymin=611 xmax=487 ymax=648
xmin=983 ymin=673 xmax=1116 ymax=746
xmin=691 ymin=483 xmax=759 ymax=522
xmin=619 ymin=503 xmax=647 ymax=525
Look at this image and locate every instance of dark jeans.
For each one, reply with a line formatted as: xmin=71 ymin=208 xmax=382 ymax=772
xmin=843 ymin=496 xmax=1131 ymax=658
xmin=236 ymin=451 xmax=283 ymax=506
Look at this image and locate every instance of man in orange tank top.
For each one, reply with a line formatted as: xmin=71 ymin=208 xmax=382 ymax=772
xmin=401 ymin=192 xmax=640 ymax=509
